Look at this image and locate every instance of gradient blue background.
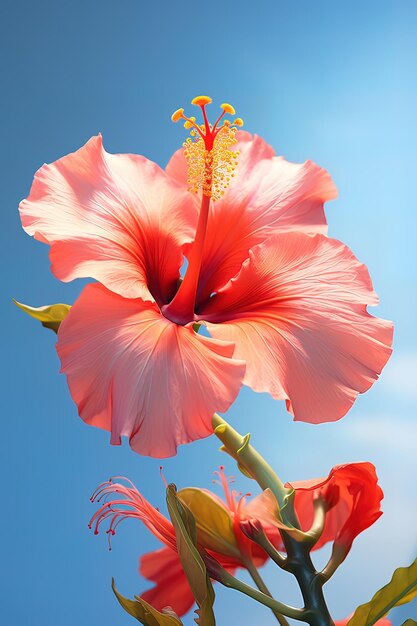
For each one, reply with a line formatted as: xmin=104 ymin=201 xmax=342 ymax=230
xmin=2 ymin=1 xmax=416 ymax=624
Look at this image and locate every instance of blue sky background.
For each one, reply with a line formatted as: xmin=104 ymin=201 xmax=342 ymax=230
xmin=1 ymin=1 xmax=416 ymax=624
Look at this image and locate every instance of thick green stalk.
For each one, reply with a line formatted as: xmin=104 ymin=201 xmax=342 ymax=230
xmin=281 ymin=534 xmax=334 ymax=626
xmin=212 ymin=414 xmax=298 ymax=527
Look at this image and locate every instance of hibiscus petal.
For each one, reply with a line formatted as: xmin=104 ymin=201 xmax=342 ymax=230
xmin=287 ymin=463 xmax=384 ymax=553
xmin=57 ymin=284 xmax=245 ymax=457
xmin=140 ymin=547 xmax=196 ymax=617
xmin=167 ymin=132 xmax=337 ymax=304
xmin=203 ymin=232 xmax=393 ymax=423
xmin=20 ymin=135 xmax=197 ymax=303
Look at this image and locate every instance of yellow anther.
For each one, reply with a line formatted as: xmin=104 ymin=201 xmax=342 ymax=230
xmin=171 ymin=108 xmax=184 ymax=123
xmin=191 ymin=95 xmax=212 ymax=107
xmin=184 ymin=116 xmax=196 ymax=129
xmin=221 ymin=103 xmax=235 ymax=115
xmin=233 ymin=118 xmax=244 ymax=127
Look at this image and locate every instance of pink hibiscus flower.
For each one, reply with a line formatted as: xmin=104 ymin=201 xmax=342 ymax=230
xmin=19 ymin=96 xmax=393 ymax=457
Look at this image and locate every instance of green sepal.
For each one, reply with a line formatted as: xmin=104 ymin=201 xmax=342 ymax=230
xmin=13 ymin=299 xmax=71 ymax=333
xmin=347 ymin=557 xmax=417 ymax=626
xmin=177 ymin=487 xmax=238 ymax=557
xmin=112 ymin=579 xmax=182 ymax=625
xmin=166 ymin=484 xmax=216 ymax=626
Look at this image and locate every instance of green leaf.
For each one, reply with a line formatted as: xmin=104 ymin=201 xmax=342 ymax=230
xmin=348 ymin=557 xmax=417 ymax=626
xmin=112 ymin=579 xmax=182 ymax=625
xmin=402 ymin=620 xmax=417 ymax=626
xmin=166 ymin=484 xmax=216 ymax=626
xmin=13 ymin=299 xmax=71 ymax=333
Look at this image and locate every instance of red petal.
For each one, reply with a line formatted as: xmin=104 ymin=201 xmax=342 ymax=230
xmin=140 ymin=547 xmax=195 ymax=617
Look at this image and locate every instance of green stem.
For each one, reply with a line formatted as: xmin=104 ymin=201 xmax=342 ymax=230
xmin=245 ymin=559 xmax=290 ymax=626
xmin=320 ymin=543 xmax=348 ymax=583
xmin=242 ymin=521 xmax=287 ymax=569
xmin=208 ymin=561 xmax=304 ymax=621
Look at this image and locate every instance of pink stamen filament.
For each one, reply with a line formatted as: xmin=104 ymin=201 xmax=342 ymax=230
xmin=213 ymin=466 xmax=237 ymax=511
xmin=160 ymin=466 xmax=168 ymax=488
xmin=89 ymin=479 xmax=176 ymax=550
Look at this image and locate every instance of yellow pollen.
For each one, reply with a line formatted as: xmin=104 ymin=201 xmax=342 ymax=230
xmin=171 ymin=108 xmax=184 ymax=122
xmin=221 ymin=103 xmax=235 ymax=115
xmin=183 ymin=127 xmax=239 ymax=201
xmin=233 ymin=118 xmax=244 ymax=127
xmin=191 ymin=95 xmax=212 ymax=107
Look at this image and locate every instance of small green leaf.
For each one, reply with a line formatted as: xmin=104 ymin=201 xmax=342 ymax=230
xmin=402 ymin=620 xmax=417 ymax=626
xmin=348 ymin=557 xmax=417 ymax=626
xmin=112 ymin=579 xmax=182 ymax=625
xmin=13 ymin=299 xmax=71 ymax=333
xmin=166 ymin=484 xmax=216 ymax=626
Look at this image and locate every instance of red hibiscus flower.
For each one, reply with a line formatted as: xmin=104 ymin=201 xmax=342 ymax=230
xmin=288 ymin=462 xmax=384 ymax=560
xmin=250 ymin=462 xmax=383 ymax=565
xmin=19 ymin=96 xmax=393 ymax=457
xmin=89 ymin=467 xmax=281 ymax=616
